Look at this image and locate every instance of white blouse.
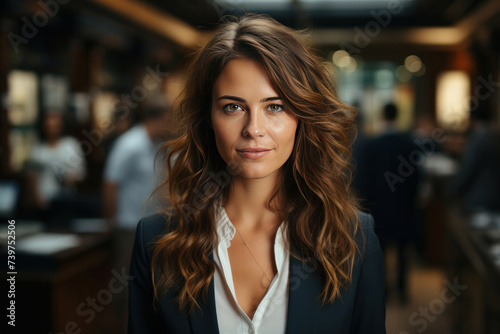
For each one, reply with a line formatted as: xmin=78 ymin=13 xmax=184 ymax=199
xmin=213 ymin=204 xmax=290 ymax=334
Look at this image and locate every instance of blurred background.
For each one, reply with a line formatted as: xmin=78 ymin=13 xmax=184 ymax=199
xmin=1 ymin=0 xmax=500 ymax=333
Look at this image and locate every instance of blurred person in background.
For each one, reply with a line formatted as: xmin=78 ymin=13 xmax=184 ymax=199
xmin=450 ymin=106 xmax=500 ymax=212
xmin=27 ymin=111 xmax=86 ymax=221
xmin=102 ymin=102 xmax=170 ymax=333
xmin=128 ymin=14 xmax=385 ymax=334
xmin=364 ymin=102 xmax=421 ymax=304
xmin=103 ymin=103 xmax=170 ymax=263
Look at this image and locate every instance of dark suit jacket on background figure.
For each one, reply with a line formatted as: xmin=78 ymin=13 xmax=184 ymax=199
xmin=365 ymin=131 xmax=421 ymax=243
xmin=128 ymin=212 xmax=386 ymax=334
xmin=450 ymin=126 xmax=500 ymax=212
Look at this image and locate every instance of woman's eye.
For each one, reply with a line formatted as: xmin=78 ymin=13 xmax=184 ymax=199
xmin=267 ymin=104 xmax=285 ymax=113
xmin=222 ymin=104 xmax=242 ymax=113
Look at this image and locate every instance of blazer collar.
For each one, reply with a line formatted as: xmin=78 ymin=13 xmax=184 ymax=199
xmin=187 ymin=250 xmax=322 ymax=334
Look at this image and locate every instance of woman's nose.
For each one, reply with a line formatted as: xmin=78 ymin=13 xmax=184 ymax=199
xmin=242 ymin=109 xmax=266 ymax=138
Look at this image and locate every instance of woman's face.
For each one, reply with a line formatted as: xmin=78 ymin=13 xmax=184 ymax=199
xmin=211 ymin=58 xmax=298 ymax=180
xmin=44 ymin=113 xmax=63 ymax=140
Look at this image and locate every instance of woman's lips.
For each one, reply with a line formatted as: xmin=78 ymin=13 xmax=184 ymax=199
xmin=236 ymin=148 xmax=272 ymax=159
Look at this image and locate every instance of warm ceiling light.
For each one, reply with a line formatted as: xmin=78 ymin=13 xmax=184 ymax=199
xmin=332 ymin=50 xmax=351 ymax=68
xmin=404 ymin=55 xmax=422 ymax=73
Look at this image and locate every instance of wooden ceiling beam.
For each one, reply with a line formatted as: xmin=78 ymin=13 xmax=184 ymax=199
xmin=312 ymin=0 xmax=500 ymax=47
xmin=88 ymin=0 xmax=209 ymax=50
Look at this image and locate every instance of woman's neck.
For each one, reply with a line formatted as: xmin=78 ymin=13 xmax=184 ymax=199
xmin=223 ymin=174 xmax=282 ymax=233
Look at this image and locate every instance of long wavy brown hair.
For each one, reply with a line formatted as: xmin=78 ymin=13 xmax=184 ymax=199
xmin=151 ymin=14 xmax=361 ymax=313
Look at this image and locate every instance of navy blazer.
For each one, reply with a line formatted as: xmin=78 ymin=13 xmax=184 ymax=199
xmin=128 ymin=212 xmax=386 ymax=333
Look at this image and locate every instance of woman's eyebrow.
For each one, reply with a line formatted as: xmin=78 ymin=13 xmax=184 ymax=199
xmin=216 ymin=95 xmax=282 ymax=103
xmin=260 ymin=97 xmax=282 ymax=102
xmin=217 ymin=95 xmax=246 ymax=102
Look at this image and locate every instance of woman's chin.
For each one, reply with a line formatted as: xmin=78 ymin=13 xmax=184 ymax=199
xmin=232 ymin=169 xmax=280 ymax=181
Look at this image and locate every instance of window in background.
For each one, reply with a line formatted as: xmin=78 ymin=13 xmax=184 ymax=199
xmin=92 ymin=92 xmax=118 ymax=131
xmin=435 ymin=71 xmax=470 ymax=131
xmin=7 ymin=70 xmax=39 ymax=172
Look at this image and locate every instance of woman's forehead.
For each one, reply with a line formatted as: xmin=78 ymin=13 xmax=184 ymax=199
xmin=212 ymin=58 xmax=279 ymax=100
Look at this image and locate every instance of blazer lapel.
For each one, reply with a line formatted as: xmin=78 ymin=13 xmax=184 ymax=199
xmin=285 ymin=250 xmax=322 ymax=334
xmin=188 ymin=252 xmax=220 ymax=334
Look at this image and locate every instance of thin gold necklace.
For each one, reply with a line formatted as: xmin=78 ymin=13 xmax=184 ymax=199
xmin=234 ymin=226 xmax=273 ymax=288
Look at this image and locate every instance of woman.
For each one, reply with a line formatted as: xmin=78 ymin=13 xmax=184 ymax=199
xmin=129 ymin=14 xmax=385 ymax=334
xmin=28 ymin=111 xmax=86 ymax=214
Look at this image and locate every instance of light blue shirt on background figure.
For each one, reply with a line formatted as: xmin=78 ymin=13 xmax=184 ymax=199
xmin=104 ymin=124 xmax=160 ymax=230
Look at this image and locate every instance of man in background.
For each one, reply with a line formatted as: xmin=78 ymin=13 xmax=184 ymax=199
xmin=450 ymin=106 xmax=500 ymax=212
xmin=364 ymin=103 xmax=421 ymax=304
xmin=102 ymin=103 xmax=170 ymax=332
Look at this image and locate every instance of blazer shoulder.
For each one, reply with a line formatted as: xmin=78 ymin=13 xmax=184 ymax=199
xmin=136 ymin=213 xmax=179 ymax=246
xmin=354 ymin=211 xmax=379 ymax=256
xmin=356 ymin=211 xmax=374 ymax=229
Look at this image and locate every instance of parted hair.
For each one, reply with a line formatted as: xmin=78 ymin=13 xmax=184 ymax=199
xmin=151 ymin=13 xmax=361 ymax=313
